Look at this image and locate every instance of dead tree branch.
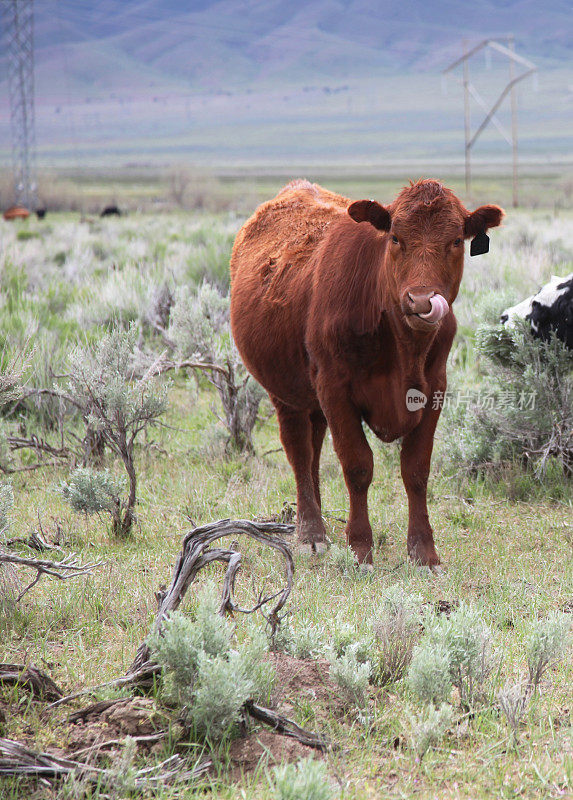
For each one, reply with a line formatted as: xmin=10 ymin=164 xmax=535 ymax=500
xmin=0 ymin=664 xmax=63 ymax=702
xmin=6 ymin=434 xmax=71 ymax=458
xmin=45 ymin=665 xmax=162 ymax=712
xmin=0 ymin=737 xmax=211 ymax=786
xmin=135 ymin=354 xmax=230 ymax=380
xmin=129 ymin=518 xmax=294 ymax=674
xmin=5 ymin=532 xmax=59 ymax=554
xmin=69 ymin=732 xmax=167 ymax=760
xmin=245 ymin=702 xmax=332 ymax=750
xmin=43 ymin=520 xmax=330 ymax=754
xmin=0 ymin=551 xmax=104 ymax=602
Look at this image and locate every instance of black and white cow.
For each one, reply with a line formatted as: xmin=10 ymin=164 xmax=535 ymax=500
xmin=500 ymin=273 xmax=573 ymax=350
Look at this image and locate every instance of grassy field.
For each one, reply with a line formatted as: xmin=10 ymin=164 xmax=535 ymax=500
xmin=2 ymin=163 xmax=571 ymax=218
xmin=0 ymin=186 xmax=571 ymax=799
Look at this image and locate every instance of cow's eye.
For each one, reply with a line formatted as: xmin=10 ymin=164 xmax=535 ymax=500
xmin=453 ymin=238 xmax=462 ymax=247
xmin=391 ymin=234 xmax=399 ymax=244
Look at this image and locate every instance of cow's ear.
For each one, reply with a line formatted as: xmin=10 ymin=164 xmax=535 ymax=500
xmin=464 ymin=204 xmax=505 ymax=238
xmin=348 ymin=199 xmax=391 ymax=231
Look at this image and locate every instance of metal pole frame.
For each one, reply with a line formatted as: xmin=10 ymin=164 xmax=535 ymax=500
xmin=443 ymin=37 xmax=536 ymax=207
xmin=2 ymin=0 xmax=37 ymax=210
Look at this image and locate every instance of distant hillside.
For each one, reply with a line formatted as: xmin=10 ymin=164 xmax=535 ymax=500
xmin=25 ymin=0 xmax=573 ymax=95
xmin=0 ymin=0 xmax=571 ymax=167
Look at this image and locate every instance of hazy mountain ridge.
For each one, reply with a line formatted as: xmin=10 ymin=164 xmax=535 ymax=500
xmin=26 ymin=0 xmax=571 ymax=96
xmin=0 ymin=0 xmax=570 ymax=166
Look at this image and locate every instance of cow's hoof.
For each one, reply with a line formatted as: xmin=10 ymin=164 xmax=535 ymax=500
xmin=430 ymin=563 xmax=446 ymax=576
xmin=407 ymin=538 xmax=440 ymax=569
xmin=359 ymin=562 xmax=374 ymax=574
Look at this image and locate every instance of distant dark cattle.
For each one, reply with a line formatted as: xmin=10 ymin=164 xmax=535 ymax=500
xmin=36 ymin=208 xmax=47 ymax=219
xmin=501 ymin=273 xmax=573 ymax=350
xmin=230 ymin=179 xmax=504 ymax=567
xmin=100 ymin=205 xmax=122 ymax=217
xmin=3 ymin=206 xmax=30 ymax=221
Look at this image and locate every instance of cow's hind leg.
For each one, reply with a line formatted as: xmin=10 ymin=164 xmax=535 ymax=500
xmin=274 ymin=401 xmax=327 ymax=552
xmin=310 ymin=409 xmax=327 ymax=508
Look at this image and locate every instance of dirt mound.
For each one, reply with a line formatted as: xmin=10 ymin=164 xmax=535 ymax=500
xmin=55 ymin=654 xmax=341 ymax=778
xmin=65 ymin=697 xmax=169 ymax=757
xmin=227 ymin=652 xmax=343 ymax=779
xmin=228 ymin=727 xmax=314 ymax=782
xmin=269 ymin=651 xmax=345 ymax=720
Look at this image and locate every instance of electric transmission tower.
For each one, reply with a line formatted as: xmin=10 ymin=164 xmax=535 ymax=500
xmin=2 ymin=0 xmax=37 ymax=210
xmin=443 ymin=37 xmax=536 ymax=208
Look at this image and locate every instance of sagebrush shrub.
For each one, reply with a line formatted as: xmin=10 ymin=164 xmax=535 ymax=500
xmin=442 ymin=320 xmax=573 ymax=478
xmin=67 ymin=323 xmax=168 ymax=536
xmin=0 ymin=482 xmax=14 ymax=539
xmin=240 ymin=625 xmax=275 ymax=703
xmin=372 ymin=586 xmax=423 ymax=686
xmin=269 ymin=757 xmax=335 ymax=800
xmin=497 ymin=683 xmax=529 ymax=733
xmin=526 ymin=612 xmax=571 ymax=689
xmin=58 ymin=467 xmax=125 ymax=518
xmin=287 ymin=622 xmax=324 ymax=659
xmin=407 ymin=702 xmax=454 ymax=758
xmin=147 ymin=585 xmax=274 ymax=741
xmin=168 ymin=283 xmax=264 ymax=453
xmin=376 ymin=585 xmax=424 ymax=620
xmin=327 ymin=543 xmax=359 ymax=574
xmin=274 ymin=620 xmax=324 ymax=659
xmin=329 ymin=643 xmax=371 ymax=707
xmin=188 ymin=650 xmax=254 ymax=739
xmin=0 ymin=482 xmax=16 ymax=610
xmin=424 ymin=603 xmax=496 ymax=709
xmin=331 ymin=623 xmax=373 ymax=663
xmin=407 ymin=641 xmax=452 ymax=706
xmin=148 ymin=588 xmax=232 ymax=690
xmin=169 ymin=282 xmax=229 ymax=358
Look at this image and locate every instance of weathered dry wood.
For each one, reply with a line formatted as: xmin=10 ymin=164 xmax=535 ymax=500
xmin=245 ymin=701 xmax=332 ymax=750
xmin=0 ymin=551 xmax=104 ymax=602
xmin=0 ymin=737 xmax=211 ymax=785
xmin=66 ymin=698 xmax=126 ymax=723
xmin=5 ymin=530 xmax=59 ymax=552
xmin=47 ymin=521 xmax=328 ymax=758
xmin=0 ymin=664 xmax=63 ymax=702
xmin=69 ymin=732 xmax=166 ymax=760
xmin=45 ymin=664 xmax=161 ymax=712
xmin=0 ymin=737 xmax=85 ymax=776
xmin=129 ymin=518 xmax=294 ymax=674
xmin=7 ymin=434 xmax=70 ymax=459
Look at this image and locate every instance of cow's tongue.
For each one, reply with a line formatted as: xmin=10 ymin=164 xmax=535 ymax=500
xmin=417 ymin=294 xmax=449 ymax=323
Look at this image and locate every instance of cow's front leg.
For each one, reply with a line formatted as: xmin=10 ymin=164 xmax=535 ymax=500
xmin=400 ymin=402 xmax=442 ymax=567
xmin=274 ymin=400 xmax=327 ymax=552
xmin=319 ymin=393 xmax=374 ymax=565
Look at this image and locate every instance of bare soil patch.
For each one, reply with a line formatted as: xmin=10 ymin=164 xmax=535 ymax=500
xmin=227 ymin=652 xmax=343 ymax=779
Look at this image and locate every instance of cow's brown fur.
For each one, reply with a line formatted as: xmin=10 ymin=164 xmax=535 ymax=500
xmin=3 ymin=206 xmax=30 ymax=221
xmin=230 ymin=179 xmax=504 ymax=566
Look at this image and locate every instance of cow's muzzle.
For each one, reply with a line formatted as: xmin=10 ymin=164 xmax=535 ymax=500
xmin=402 ymin=290 xmax=450 ymax=327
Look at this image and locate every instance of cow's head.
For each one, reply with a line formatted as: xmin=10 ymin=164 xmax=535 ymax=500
xmin=348 ymin=180 xmax=504 ymax=332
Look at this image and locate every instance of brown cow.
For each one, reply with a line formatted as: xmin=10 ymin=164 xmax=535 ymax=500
xmin=3 ymin=206 xmax=30 ymax=221
xmin=230 ymin=179 xmax=504 ymax=567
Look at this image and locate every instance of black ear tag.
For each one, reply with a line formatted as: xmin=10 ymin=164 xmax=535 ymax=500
xmin=470 ymin=230 xmax=489 ymax=256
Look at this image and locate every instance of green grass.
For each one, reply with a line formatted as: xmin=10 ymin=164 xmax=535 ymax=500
xmin=1 ymin=394 xmax=571 ymax=798
xmin=3 ymin=161 xmax=570 ymax=217
xmin=0 ymin=191 xmax=571 ymax=799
